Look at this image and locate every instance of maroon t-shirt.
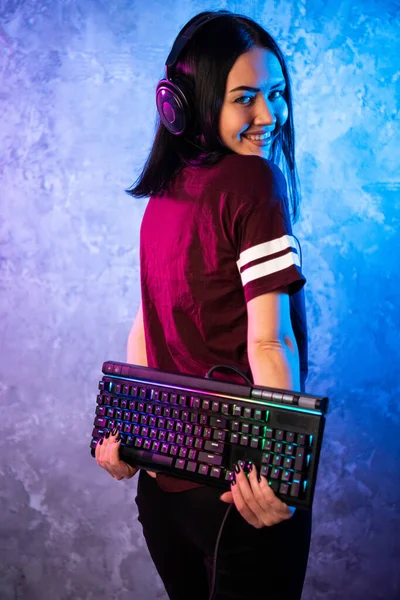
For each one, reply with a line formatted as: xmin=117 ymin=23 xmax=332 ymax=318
xmin=140 ymin=154 xmax=308 ymax=492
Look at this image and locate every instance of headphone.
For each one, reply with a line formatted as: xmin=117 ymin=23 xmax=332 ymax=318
xmin=156 ymin=11 xmax=234 ymax=136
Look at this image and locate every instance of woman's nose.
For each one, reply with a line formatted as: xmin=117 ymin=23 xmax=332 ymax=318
xmin=254 ymin=97 xmax=276 ymax=127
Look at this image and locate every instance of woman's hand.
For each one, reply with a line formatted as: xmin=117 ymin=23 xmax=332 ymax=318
xmin=220 ymin=464 xmax=295 ymax=528
xmin=95 ymin=428 xmax=138 ymax=480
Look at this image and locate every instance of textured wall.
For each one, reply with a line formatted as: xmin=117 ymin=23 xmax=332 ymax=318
xmin=0 ymin=0 xmax=399 ymax=599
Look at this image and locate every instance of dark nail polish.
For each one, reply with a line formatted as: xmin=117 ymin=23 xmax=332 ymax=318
xmin=231 ymin=475 xmax=236 ymax=486
xmin=257 ymin=476 xmax=261 ymax=483
xmin=105 ymin=431 xmax=110 ymax=439
xmin=112 ymin=427 xmax=118 ymax=436
xmin=115 ymin=433 xmax=121 ymax=443
xmin=99 ymin=438 xmax=104 ymax=445
xmin=248 ymin=463 xmax=253 ymax=472
xmin=234 ymin=463 xmax=240 ymax=474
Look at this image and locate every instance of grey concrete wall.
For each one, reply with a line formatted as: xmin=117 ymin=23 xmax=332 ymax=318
xmin=0 ymin=0 xmax=399 ymax=599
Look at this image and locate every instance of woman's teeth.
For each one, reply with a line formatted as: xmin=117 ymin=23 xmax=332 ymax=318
xmin=245 ymin=132 xmax=271 ymax=141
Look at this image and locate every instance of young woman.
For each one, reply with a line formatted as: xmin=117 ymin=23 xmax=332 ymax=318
xmin=96 ymin=10 xmax=311 ymax=600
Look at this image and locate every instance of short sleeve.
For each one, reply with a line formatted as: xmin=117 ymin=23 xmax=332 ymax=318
xmin=234 ymin=161 xmax=305 ymax=303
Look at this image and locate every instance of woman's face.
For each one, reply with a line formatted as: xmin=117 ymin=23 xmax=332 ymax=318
xmin=219 ymin=47 xmax=288 ymax=158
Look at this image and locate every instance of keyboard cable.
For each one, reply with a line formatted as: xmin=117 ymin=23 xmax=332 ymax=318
xmin=208 ymin=503 xmax=233 ymax=600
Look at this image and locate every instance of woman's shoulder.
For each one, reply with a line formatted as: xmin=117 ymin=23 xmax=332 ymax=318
xmin=213 ymin=154 xmax=286 ymax=197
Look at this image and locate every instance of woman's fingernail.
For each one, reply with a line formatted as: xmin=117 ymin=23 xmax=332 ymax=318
xmin=99 ymin=438 xmax=104 ymax=445
xmin=257 ymin=475 xmax=261 ymax=483
xmin=248 ymin=462 xmax=253 ymax=472
xmin=114 ymin=433 xmax=121 ymax=443
xmin=105 ymin=431 xmax=110 ymax=439
xmin=231 ymin=474 xmax=236 ymax=486
xmin=112 ymin=427 xmax=118 ymax=436
xmin=234 ymin=463 xmax=240 ymax=474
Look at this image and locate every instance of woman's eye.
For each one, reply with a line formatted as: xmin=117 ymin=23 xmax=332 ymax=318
xmin=234 ymin=95 xmax=255 ymax=106
xmin=269 ymin=89 xmax=285 ymax=100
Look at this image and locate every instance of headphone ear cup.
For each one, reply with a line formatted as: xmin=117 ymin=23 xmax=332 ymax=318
xmin=156 ymin=78 xmax=193 ymax=135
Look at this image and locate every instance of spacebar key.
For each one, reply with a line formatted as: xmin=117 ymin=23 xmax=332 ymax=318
xmin=134 ymin=450 xmax=173 ymax=467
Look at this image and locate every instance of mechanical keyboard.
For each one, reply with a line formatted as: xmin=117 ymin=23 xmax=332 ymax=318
xmin=90 ymin=361 xmax=328 ymax=509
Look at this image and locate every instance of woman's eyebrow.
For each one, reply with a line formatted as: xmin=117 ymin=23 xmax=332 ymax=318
xmin=229 ymin=80 xmax=286 ymax=94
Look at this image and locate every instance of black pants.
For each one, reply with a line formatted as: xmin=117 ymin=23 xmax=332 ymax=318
xmin=135 ymin=470 xmax=312 ymax=600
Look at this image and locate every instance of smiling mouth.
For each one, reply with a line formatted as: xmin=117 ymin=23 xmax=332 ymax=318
xmin=243 ymin=132 xmax=272 ymax=141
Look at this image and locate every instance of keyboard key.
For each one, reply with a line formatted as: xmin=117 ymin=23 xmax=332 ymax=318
xmin=294 ymin=448 xmax=305 ymax=472
xmin=297 ymin=434 xmax=307 ymax=445
xmin=240 ymin=423 xmax=250 ymax=434
xmin=157 ymin=418 xmax=166 ymax=428
xmin=143 ymin=439 xmax=151 ymax=450
xmin=275 ymin=430 xmax=284 ymax=440
xmin=290 ymin=479 xmax=302 ymax=498
xmin=240 ymin=435 xmax=249 ymax=446
xmin=151 ymin=441 xmax=160 ymax=452
xmin=230 ymin=421 xmax=240 ymax=432
xmin=170 ymin=394 xmax=178 ymax=404
xmin=273 ymin=455 xmax=283 ymax=467
xmin=281 ymin=470 xmax=292 ymax=482
xmin=210 ymin=417 xmax=227 ymax=428
xmin=175 ymin=422 xmax=183 ymax=433
xmin=243 ymin=408 xmax=252 ymax=419
xmin=211 ymin=467 xmax=222 ymax=478
xmin=188 ymin=449 xmax=197 ymax=460
xmin=169 ymin=445 xmax=178 ymax=456
xmin=149 ymin=389 xmax=160 ymax=401
xmin=200 ymin=415 xmax=208 ymax=425
xmin=221 ymin=403 xmax=230 ymax=415
xmin=250 ymin=437 xmax=259 ymax=449
xmin=138 ymin=402 xmax=145 ymax=412
xmin=181 ymin=410 xmax=189 ymax=421
xmin=172 ymin=409 xmax=180 ymax=419
xmin=161 ymin=443 xmax=169 ymax=454
xmin=133 ymin=425 xmax=140 ymax=435
xmin=253 ymin=409 xmax=262 ymax=420
xmin=190 ymin=397 xmax=201 ymax=409
xmin=179 ymin=447 xmax=188 ymax=458
xmin=274 ymin=442 xmax=283 ymax=453
xmin=148 ymin=428 xmax=157 ymax=438
xmin=251 ymin=425 xmax=261 ymax=436
xmin=185 ymin=436 xmax=194 ymax=447
xmin=186 ymin=461 xmax=197 ymax=472
xmin=230 ymin=433 xmax=239 ymax=444
xmin=161 ymin=392 xmax=169 ymax=403
xmin=202 ymin=400 xmax=210 ymax=410
xmin=260 ymin=465 xmax=270 ymax=477
xmin=269 ymin=480 xmax=280 ymax=493
xmin=213 ymin=430 xmax=226 ymax=442
xmin=194 ymin=438 xmax=204 ymax=449
xmin=198 ymin=464 xmax=209 ymax=476
xmin=167 ymin=432 xmax=175 ymax=443
xmin=123 ymin=411 xmax=131 ymax=421
xmin=203 ymin=428 xmax=212 ymax=439
xmin=232 ymin=405 xmax=242 ymax=417
xmin=175 ymin=459 xmax=185 ymax=469
xmin=138 ymin=388 xmax=146 ymax=398
xmin=198 ymin=451 xmax=223 ymax=466
xmin=157 ymin=430 xmax=167 ymax=441
xmin=140 ymin=415 xmax=148 ymax=425
xmin=176 ymin=434 xmax=184 ymax=445
xmin=123 ymin=423 xmax=132 ymax=434
xmin=225 ymin=470 xmax=235 ymax=482
xmin=271 ymin=468 xmax=281 ymax=480
xmin=112 ymin=397 xmax=120 ymax=406
xmin=190 ymin=412 xmax=199 ymax=423
xmin=178 ymin=395 xmax=187 ymax=406
xmin=262 ymin=440 xmax=273 ymax=451
xmin=204 ymin=440 xmax=224 ymax=453
xmin=129 ymin=400 xmax=137 ymax=411
xmin=184 ymin=424 xmax=193 ymax=435
xmin=106 ymin=408 xmax=115 ymax=418
xmin=134 ymin=437 xmax=143 ymax=448
xmin=163 ymin=407 xmax=171 ymax=417
xmin=284 ymin=457 xmax=293 ymax=469
xmin=211 ymin=401 xmax=220 ymax=412
xmin=286 ymin=431 xmax=295 ymax=443
xmin=145 ymin=404 xmax=153 ymax=414
xmin=94 ymin=417 xmax=107 ymax=428
xmin=96 ymin=406 xmax=107 ymax=416
xmin=166 ymin=419 xmax=174 ymax=430
xmin=126 ymin=436 xmax=134 ymax=446
xmin=265 ymin=428 xmax=273 ymax=439
xmin=279 ymin=483 xmax=290 ymax=495
xmin=193 ymin=425 xmax=203 ymax=437
xmin=262 ymin=453 xmax=272 ymax=464
xmin=131 ymin=413 xmax=139 ymax=423
xmin=285 ymin=444 xmax=294 ymax=456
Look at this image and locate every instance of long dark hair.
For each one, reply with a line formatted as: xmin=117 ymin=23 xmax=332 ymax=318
xmin=127 ymin=10 xmax=300 ymax=221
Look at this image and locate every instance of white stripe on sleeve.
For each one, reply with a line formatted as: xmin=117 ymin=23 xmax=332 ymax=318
xmin=240 ymin=251 xmax=301 ymax=287
xmin=237 ymin=234 xmax=296 ymax=270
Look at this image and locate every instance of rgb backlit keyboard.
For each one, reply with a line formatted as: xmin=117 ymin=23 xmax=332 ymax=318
xmin=90 ymin=361 xmax=328 ymax=509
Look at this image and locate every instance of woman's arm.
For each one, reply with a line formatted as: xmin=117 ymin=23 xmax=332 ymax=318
xmin=247 ymin=288 xmax=300 ymax=392
xmin=127 ymin=303 xmax=148 ymax=366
